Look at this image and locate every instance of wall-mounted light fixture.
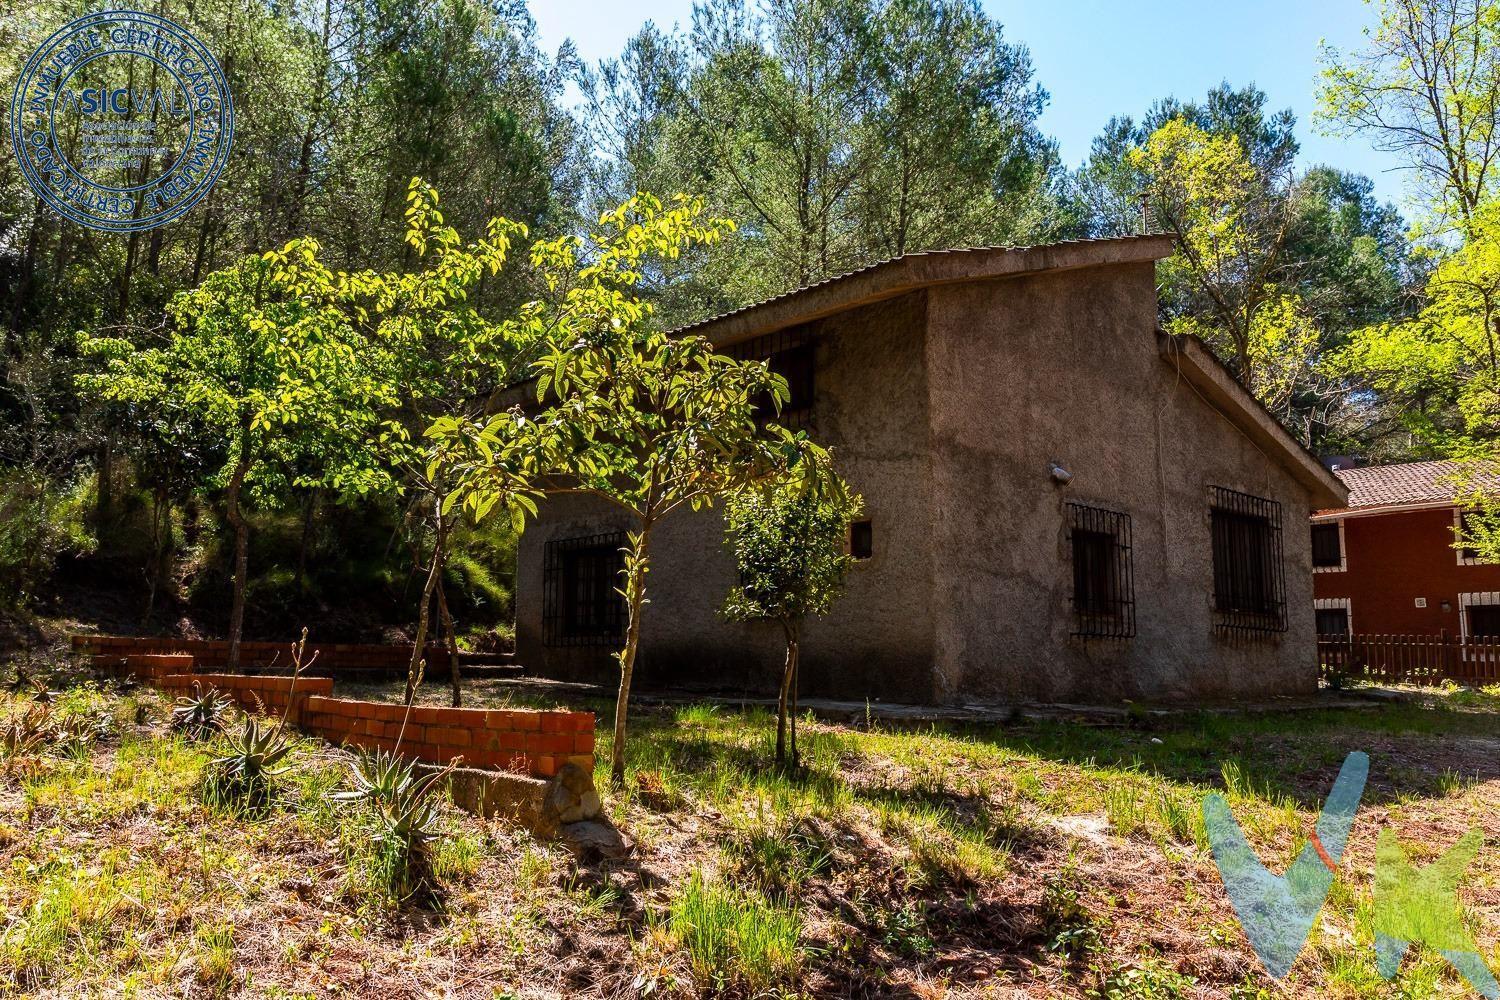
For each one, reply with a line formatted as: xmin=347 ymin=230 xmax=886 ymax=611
xmin=1049 ymin=462 xmax=1072 ymax=485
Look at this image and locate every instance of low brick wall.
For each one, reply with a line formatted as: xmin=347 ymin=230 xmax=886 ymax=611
xmin=297 ymin=696 xmax=595 ymax=776
xmin=72 ymin=634 xmax=453 ymax=676
xmin=155 ymin=673 xmax=335 ymax=718
xmin=77 ymin=638 xmax=591 ymax=779
xmin=123 ymin=653 xmax=196 ymax=681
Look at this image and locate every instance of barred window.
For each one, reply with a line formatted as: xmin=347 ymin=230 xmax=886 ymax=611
xmin=724 ymin=329 xmax=815 ymax=427
xmin=1209 ymin=487 xmax=1287 ymax=634
xmin=543 ymin=532 xmax=626 ymax=646
xmin=1469 ymin=603 xmax=1500 ymax=637
xmin=1066 ymin=502 xmax=1135 ymax=639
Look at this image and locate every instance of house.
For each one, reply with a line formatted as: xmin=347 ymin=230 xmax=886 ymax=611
xmin=1311 ymin=460 xmax=1500 ymax=638
xmin=513 ymin=237 xmax=1348 ymax=705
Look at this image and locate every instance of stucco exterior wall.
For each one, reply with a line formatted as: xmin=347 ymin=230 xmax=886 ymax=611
xmin=514 ymin=291 xmax=941 ymax=701
xmin=1312 ymin=507 xmax=1500 ymax=634
xmin=514 ymin=255 xmax=1326 ymax=705
xmin=923 ymin=263 xmax=1318 ymax=702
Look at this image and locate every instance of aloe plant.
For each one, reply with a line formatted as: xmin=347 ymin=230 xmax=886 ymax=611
xmin=7 ymin=665 xmax=50 ymax=702
xmin=332 ymin=703 xmax=455 ymax=899
xmin=0 ymin=704 xmax=51 ymax=757
xmin=370 ymin=776 xmax=448 ymax=899
xmin=202 ymin=628 xmax=315 ymax=806
xmin=207 ymin=715 xmax=295 ymax=804
xmin=333 ymin=746 xmax=454 ymax=899
xmin=172 ymin=683 xmax=233 ymax=739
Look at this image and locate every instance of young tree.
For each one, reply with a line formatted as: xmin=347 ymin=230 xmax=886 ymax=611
xmin=445 ymin=193 xmax=844 ymax=788
xmin=80 ymin=241 xmax=390 ymax=669
xmin=721 ymin=485 xmax=861 ymax=767
xmin=352 ymin=179 xmax=532 ymax=706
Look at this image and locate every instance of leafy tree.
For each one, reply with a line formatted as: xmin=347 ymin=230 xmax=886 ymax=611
xmin=1335 ymin=202 xmax=1500 ymax=491
xmin=721 ymin=485 xmax=860 ymax=767
xmin=445 ymin=193 xmax=845 ymax=787
xmin=1318 ymin=0 xmax=1500 ymax=236
xmin=1075 ymin=86 xmax=1415 ymax=451
xmin=1128 ymin=118 xmax=1296 ymax=395
xmin=1070 ymin=83 xmax=1298 ymax=239
xmin=80 ymin=242 xmax=390 ymax=669
xmin=0 ymin=0 xmax=582 ymax=639
xmin=354 ymin=179 xmax=531 ymax=706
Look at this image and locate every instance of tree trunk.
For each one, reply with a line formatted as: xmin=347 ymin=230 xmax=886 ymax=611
xmin=294 ymin=488 xmax=317 ymax=592
xmin=224 ymin=449 xmax=253 ymax=673
xmin=144 ymin=487 xmax=168 ymax=623
xmin=94 ymin=441 xmax=113 ymax=532
xmin=611 ymin=526 xmax=652 ymax=789
xmin=775 ymin=620 xmax=796 ymax=765
xmin=436 ymin=574 xmax=462 ymax=707
xmin=404 ymin=513 xmax=447 ymax=704
xmin=788 ymin=626 xmax=801 ymax=769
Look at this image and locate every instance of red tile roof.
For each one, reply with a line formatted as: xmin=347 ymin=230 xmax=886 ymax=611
xmin=1327 ymin=460 xmax=1500 ymax=511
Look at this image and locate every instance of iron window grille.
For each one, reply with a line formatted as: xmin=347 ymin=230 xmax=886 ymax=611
xmin=1066 ymin=502 xmax=1136 ymax=639
xmin=543 ymin=532 xmax=627 ymax=646
xmin=1209 ymin=486 xmax=1287 ymax=634
xmin=724 ymin=328 xmax=815 ymax=429
xmin=1310 ymin=523 xmax=1343 ymax=567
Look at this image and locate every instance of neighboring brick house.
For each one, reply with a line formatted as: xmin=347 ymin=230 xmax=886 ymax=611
xmin=1311 ymin=460 xmax=1500 ymax=638
xmin=514 ymin=236 xmax=1348 ymax=705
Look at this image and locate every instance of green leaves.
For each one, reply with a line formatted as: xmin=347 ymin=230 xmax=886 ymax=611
xmin=721 ymin=484 xmax=862 ymax=625
xmin=78 ymin=236 xmax=394 ymax=508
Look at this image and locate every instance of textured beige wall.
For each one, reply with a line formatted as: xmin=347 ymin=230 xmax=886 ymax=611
xmin=923 ymin=262 xmax=1317 ymax=703
xmin=515 ymin=260 xmax=1319 ymax=704
xmin=515 ymin=291 xmax=941 ymax=701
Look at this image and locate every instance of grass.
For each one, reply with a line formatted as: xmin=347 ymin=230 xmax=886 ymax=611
xmin=0 ymin=661 xmax=1497 ymax=996
xmin=667 ymin=871 xmax=804 ymax=993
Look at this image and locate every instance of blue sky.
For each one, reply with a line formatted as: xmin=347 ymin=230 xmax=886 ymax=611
xmin=531 ymin=0 xmax=1412 ymax=212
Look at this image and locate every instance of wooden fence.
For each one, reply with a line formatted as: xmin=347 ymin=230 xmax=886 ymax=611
xmin=1318 ymin=633 xmax=1500 ymax=686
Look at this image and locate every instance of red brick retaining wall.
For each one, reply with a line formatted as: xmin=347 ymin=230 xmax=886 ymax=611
xmin=72 ymin=634 xmax=452 ymax=674
xmin=81 ymin=638 xmax=594 ymax=780
xmin=123 ymin=654 xmax=196 ymax=680
xmin=155 ymin=673 xmax=335 ymax=718
xmin=296 ymin=696 xmax=595 ymax=776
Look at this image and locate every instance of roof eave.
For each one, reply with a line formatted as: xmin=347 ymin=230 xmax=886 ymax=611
xmin=675 ymin=234 xmax=1178 ymax=349
xmin=1312 ymin=500 xmax=1458 ymax=520
xmin=1159 ymin=333 xmax=1348 ymax=510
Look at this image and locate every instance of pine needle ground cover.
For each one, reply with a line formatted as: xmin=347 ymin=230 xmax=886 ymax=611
xmin=0 ymin=661 xmax=1496 ymax=998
